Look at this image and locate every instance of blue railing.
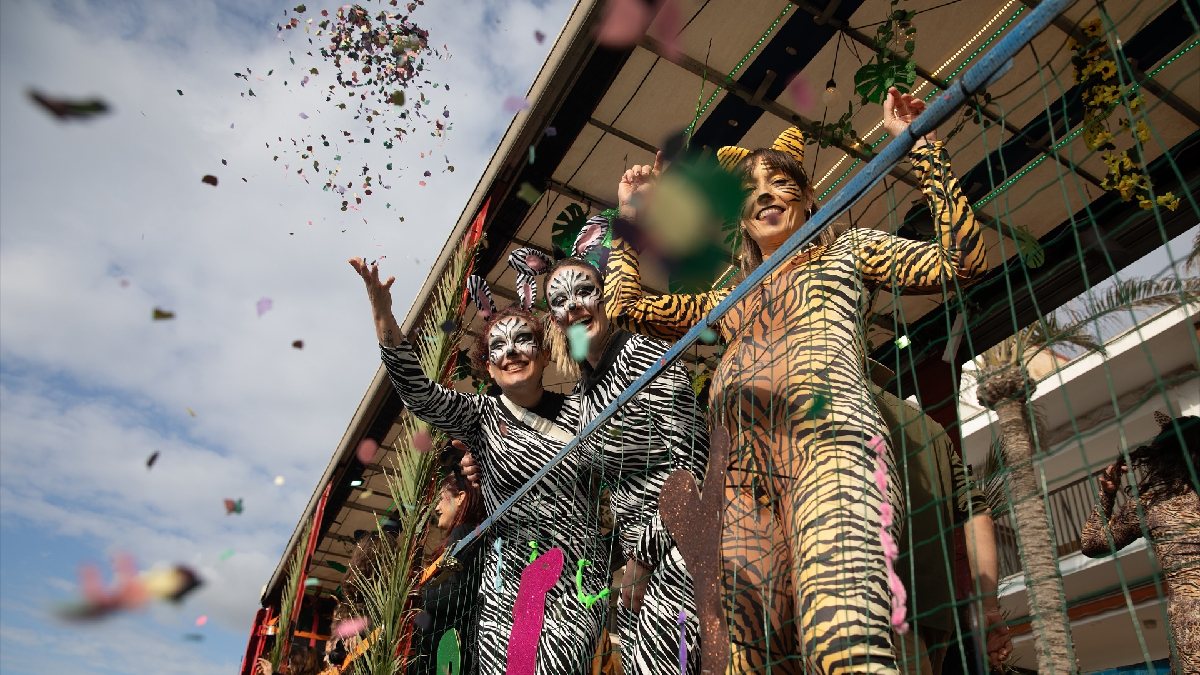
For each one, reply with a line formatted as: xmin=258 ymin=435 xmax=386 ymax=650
xmin=450 ymin=0 xmax=1077 ymax=561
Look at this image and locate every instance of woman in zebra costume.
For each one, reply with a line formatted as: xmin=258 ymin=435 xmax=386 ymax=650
xmin=600 ymin=88 xmax=987 ymax=675
xmin=349 ymin=257 xmax=610 ymax=675
xmin=544 ymin=256 xmax=709 ymax=675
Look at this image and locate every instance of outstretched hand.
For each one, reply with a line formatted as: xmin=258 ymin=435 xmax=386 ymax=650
xmin=617 ymin=151 xmax=664 ymax=221
xmin=882 ymin=86 xmax=936 ymax=148
xmin=1099 ymin=459 xmax=1127 ymax=495
xmin=349 ymin=257 xmax=403 ymax=347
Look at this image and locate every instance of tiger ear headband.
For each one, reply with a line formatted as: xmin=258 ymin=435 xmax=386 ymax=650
xmin=716 ymin=126 xmax=807 ymax=173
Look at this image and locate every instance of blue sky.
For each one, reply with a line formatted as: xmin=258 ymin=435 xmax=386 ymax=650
xmin=0 ymin=0 xmax=573 ymax=672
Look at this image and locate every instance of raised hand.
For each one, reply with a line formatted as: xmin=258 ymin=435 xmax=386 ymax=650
xmin=882 ymin=86 xmax=936 ymax=148
xmin=1099 ymin=458 xmax=1127 ymax=496
xmin=348 ymin=257 xmax=403 ymax=347
xmin=617 ymin=151 xmax=664 ymax=221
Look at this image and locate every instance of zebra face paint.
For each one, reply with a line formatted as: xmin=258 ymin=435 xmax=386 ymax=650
xmin=546 ymin=267 xmax=601 ymax=325
xmin=487 ymin=317 xmax=539 ymax=368
xmin=741 ymin=157 xmax=809 ymax=256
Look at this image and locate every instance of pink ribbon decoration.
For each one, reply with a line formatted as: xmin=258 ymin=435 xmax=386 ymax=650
xmin=870 ymin=435 xmax=909 ymax=634
xmin=505 ymin=547 xmax=564 ymax=675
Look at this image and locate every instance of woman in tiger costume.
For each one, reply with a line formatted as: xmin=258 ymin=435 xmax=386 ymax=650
xmin=603 ymin=87 xmax=987 ymax=675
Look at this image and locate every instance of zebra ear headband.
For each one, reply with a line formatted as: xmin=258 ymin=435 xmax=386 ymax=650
xmin=466 ymin=213 xmax=610 ymax=316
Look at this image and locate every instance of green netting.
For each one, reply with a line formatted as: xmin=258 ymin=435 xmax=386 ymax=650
xmin=290 ymin=3 xmax=1199 ymax=675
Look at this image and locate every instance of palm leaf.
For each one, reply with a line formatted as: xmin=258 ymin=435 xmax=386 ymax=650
xmin=270 ymin=521 xmax=312 ymax=669
xmin=1186 ymin=230 xmax=1199 ymax=273
xmin=351 ymin=231 xmax=478 ymax=674
xmin=1069 ymin=276 xmax=1200 ymax=332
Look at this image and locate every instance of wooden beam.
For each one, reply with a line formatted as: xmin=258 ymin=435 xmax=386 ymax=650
xmin=587 ymin=118 xmax=660 ymax=154
xmin=544 ymin=178 xmax=614 ymax=211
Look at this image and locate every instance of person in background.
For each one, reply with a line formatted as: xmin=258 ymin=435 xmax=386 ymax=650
xmin=1082 ymin=413 xmax=1199 ymax=675
xmin=871 ymin=378 xmax=1011 ymax=675
xmin=411 ymin=457 xmax=487 ymax=675
xmin=254 ymin=645 xmax=323 ymax=675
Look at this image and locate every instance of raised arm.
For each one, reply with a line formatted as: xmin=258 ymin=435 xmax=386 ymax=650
xmin=1081 ymin=461 xmax=1144 ymax=556
xmin=350 ymin=258 xmax=484 ymax=441
xmin=605 ymin=228 xmax=730 ymax=341
xmin=854 ymin=89 xmax=987 ymax=291
xmin=607 ymin=157 xmax=730 ymax=341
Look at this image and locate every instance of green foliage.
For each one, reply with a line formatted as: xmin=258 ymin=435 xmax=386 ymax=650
xmin=270 ymin=522 xmax=312 ymax=670
xmin=804 ymin=104 xmax=857 ymax=149
xmin=855 ymin=3 xmax=917 ymax=105
xmin=552 ymin=203 xmax=588 ymax=253
xmin=1012 ymin=225 xmax=1045 ymax=268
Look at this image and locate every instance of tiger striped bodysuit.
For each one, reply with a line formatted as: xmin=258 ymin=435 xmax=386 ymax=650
xmin=603 ymin=142 xmax=986 ymax=675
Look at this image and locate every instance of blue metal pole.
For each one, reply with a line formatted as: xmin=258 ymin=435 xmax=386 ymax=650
xmin=450 ymin=0 xmax=1075 ymax=560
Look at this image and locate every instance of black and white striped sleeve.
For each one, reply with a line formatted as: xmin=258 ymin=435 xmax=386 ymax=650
xmin=380 ymin=341 xmax=485 ymax=444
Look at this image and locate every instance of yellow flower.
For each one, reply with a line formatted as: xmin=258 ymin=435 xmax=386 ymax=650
xmin=1135 ymin=120 xmax=1151 ymax=144
xmin=1067 ymin=37 xmax=1079 ymax=51
xmin=1138 ymin=196 xmax=1154 ymax=210
xmin=1101 ymin=151 xmax=1126 ymax=173
xmin=1129 ymin=93 xmax=1144 ymax=112
xmin=1084 ymin=124 xmax=1113 ymax=151
xmin=1082 ymin=18 xmax=1102 ymax=37
xmin=1157 ymin=193 xmax=1180 ymax=211
xmin=1097 ymin=60 xmax=1117 ymax=79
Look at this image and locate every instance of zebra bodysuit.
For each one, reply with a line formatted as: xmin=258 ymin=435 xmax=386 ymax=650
xmin=575 ymin=329 xmax=709 ymax=675
xmin=381 ymin=341 xmax=609 ymax=675
xmin=604 ymin=142 xmax=986 ymax=675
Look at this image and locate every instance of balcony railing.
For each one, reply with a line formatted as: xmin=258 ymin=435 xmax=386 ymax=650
xmin=991 ymin=468 xmax=1127 ymax=579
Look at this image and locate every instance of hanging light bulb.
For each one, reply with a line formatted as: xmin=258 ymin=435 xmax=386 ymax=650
xmin=822 ymin=78 xmax=841 ymax=107
xmin=889 ymin=20 xmax=915 ymax=57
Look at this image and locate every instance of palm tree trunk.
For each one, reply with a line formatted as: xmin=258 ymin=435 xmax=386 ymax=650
xmin=979 ymin=369 xmax=1076 ymax=675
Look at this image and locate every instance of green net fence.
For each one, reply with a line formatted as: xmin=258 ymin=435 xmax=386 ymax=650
xmin=291 ymin=1 xmax=1200 ymax=674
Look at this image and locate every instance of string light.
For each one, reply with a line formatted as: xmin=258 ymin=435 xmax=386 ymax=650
xmin=815 ymin=2 xmax=1020 ymax=192
xmin=684 ymin=4 xmax=793 ymax=138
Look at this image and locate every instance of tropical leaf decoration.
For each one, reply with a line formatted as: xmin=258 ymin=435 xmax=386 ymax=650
xmin=551 ymin=203 xmax=588 ymax=254
xmin=350 ymin=227 xmax=479 ymax=675
xmin=855 ymin=3 xmax=917 ymax=104
xmin=270 ymin=521 xmax=312 ymax=670
xmin=1012 ymin=225 xmax=1045 ymax=268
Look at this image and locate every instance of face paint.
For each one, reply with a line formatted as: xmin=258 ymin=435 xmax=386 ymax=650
xmin=546 ymin=267 xmax=601 ymax=323
xmin=487 ymin=317 xmax=538 ymax=366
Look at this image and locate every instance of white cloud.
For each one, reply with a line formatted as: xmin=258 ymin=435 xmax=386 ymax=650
xmin=0 ymin=0 xmax=575 ymax=671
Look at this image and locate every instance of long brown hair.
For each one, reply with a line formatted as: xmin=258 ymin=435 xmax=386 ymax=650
xmin=1125 ymin=415 xmax=1199 ymax=501
xmin=430 ymin=471 xmax=486 ymax=559
xmin=732 ymin=148 xmax=832 ymax=283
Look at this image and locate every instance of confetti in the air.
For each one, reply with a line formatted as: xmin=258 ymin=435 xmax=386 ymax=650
xmin=256 ymin=297 xmax=273 ymax=317
xmin=545 ymin=126 xmax=557 ymax=137
xmin=57 ymin=556 xmax=202 ymax=621
xmin=699 ymin=328 xmax=718 ymax=344
xmin=274 ymin=475 xmax=286 ymax=486
xmin=516 ymin=183 xmax=542 ymax=205
xmin=568 ymin=324 xmax=590 ymax=361
xmin=502 ymin=96 xmax=530 ymax=113
xmin=439 ymin=320 xmax=456 ymax=334
xmin=223 ymin=498 xmax=244 ymax=515
xmin=413 ymin=429 xmax=434 ymax=453
xmin=534 ymin=30 xmax=546 ymax=43
xmin=219 ymin=549 xmax=235 ymax=562
xmin=334 ymin=616 xmax=370 ymax=638
xmin=177 ymin=89 xmax=184 ymax=96
xmin=186 ymin=407 xmax=196 ymax=418
xmin=146 ymin=451 xmax=159 ymax=469
xmin=152 ymin=308 xmax=175 ymax=320
xmin=292 ymin=340 xmax=304 ymax=349
xmin=27 ymin=90 xmax=110 ymax=121
xmin=304 ymin=577 xmax=320 ymax=587
xmin=356 ymin=438 xmax=379 ymax=465
xmin=201 ymin=175 xmax=218 ymax=186
xmin=194 ymin=615 xmax=208 ymax=627
xmin=183 ymin=634 xmax=204 ymax=642
xmin=596 ymin=0 xmax=654 ymax=49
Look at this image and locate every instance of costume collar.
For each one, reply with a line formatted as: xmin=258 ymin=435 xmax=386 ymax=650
xmin=578 ymin=329 xmax=632 ymax=394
